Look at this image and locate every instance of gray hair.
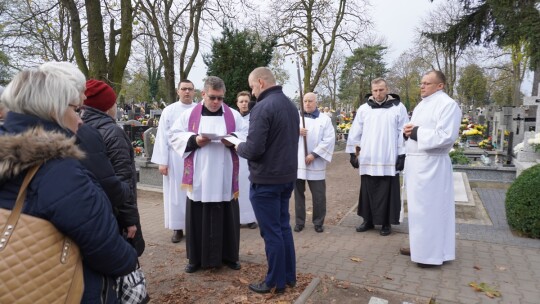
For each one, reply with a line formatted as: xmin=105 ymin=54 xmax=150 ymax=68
xmin=1 ymin=67 xmax=84 ymax=129
xmin=39 ymin=61 xmax=86 ymax=96
xmin=203 ymin=76 xmax=226 ymax=93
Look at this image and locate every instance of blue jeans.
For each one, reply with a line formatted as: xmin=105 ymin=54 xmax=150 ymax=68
xmin=250 ymin=182 xmax=296 ymax=288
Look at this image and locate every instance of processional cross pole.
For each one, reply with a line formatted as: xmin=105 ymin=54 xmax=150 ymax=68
xmin=289 ymin=40 xmax=308 ymax=157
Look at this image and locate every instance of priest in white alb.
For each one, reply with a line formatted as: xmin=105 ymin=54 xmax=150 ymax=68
xmin=151 ymin=80 xmax=196 ymax=243
xmin=169 ymin=76 xmax=246 ymax=274
xmin=235 ymin=91 xmax=258 ymax=229
xmin=402 ymin=70 xmax=462 ymax=268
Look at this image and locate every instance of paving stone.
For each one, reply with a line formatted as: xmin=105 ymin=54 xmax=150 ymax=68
xmin=137 ymin=179 xmax=540 ymax=303
xmin=368 ymin=297 xmax=388 ymax=304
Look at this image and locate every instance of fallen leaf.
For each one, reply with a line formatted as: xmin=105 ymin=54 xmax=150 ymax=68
xmin=350 ymin=257 xmax=363 ymax=262
xmin=383 ymin=276 xmax=393 ymax=280
xmin=473 ymin=265 xmax=481 ymax=270
xmin=238 ymin=277 xmax=249 ymax=284
xmin=364 ymin=286 xmax=374 ymax=292
xmin=469 ymin=282 xmax=502 ymax=298
xmin=232 ymin=295 xmax=247 ymax=303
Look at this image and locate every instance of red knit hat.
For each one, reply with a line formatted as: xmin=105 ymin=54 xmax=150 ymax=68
xmin=84 ymin=79 xmax=117 ymax=112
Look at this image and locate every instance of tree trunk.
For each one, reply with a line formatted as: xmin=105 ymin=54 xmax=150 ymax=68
xmin=85 ymin=0 xmax=108 ymax=80
xmin=61 ymin=0 xmax=88 ymax=76
xmin=108 ymin=0 xmax=134 ymax=94
xmin=532 ymin=63 xmax=540 ymax=96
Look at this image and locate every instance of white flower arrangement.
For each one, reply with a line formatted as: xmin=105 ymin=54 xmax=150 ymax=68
xmin=527 ymin=132 xmax=540 ymax=152
xmin=514 ymin=142 xmax=524 ymax=154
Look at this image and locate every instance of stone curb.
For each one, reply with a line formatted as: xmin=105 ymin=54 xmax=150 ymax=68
xmin=294 ymin=277 xmax=321 ymax=304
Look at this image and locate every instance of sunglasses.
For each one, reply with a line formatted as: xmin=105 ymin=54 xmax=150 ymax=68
xmin=207 ymin=95 xmax=224 ymax=101
xmin=179 ymin=87 xmax=194 ymax=91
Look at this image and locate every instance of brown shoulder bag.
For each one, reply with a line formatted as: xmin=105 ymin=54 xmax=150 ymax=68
xmin=0 ymin=165 xmax=84 ymax=303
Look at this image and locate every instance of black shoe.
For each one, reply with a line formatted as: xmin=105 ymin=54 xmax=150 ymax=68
xmin=314 ymin=225 xmax=324 ymax=233
xmin=287 ymin=281 xmax=296 ymax=288
xmin=225 ymin=261 xmax=241 ymax=270
xmin=248 ymin=281 xmax=285 ymax=294
xmin=171 ymin=230 xmax=183 ymax=243
xmin=355 ymin=221 xmax=374 ymax=232
xmin=417 ymin=263 xmax=437 ymax=268
xmin=380 ymin=225 xmax=391 ymax=236
xmin=293 ymin=224 xmax=304 ymax=232
xmin=247 ymin=222 xmax=258 ymax=229
xmin=184 ymin=263 xmax=200 ymax=273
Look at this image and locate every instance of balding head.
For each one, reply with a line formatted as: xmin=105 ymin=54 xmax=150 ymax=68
xmin=303 ymin=92 xmax=318 ymax=113
xmin=248 ymin=67 xmax=276 ymax=98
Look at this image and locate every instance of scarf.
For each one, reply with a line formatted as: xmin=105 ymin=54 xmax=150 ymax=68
xmin=182 ymin=103 xmax=239 ymax=199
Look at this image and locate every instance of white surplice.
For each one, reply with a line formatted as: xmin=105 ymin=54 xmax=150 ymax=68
xmin=404 ymin=90 xmax=462 ymax=265
xmin=151 ymin=101 xmax=196 ymax=230
xmin=297 ymin=113 xmax=335 ymax=180
xmin=238 ymin=114 xmax=257 ymax=224
xmin=169 ymin=106 xmax=245 ymax=202
xmin=346 ymin=99 xmax=409 ymax=176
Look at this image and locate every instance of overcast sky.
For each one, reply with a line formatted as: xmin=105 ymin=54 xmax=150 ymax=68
xmin=280 ymin=0 xmax=442 ymax=96
xmin=190 ymin=0 xmax=533 ymax=98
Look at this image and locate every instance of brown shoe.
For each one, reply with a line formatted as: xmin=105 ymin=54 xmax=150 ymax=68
xmin=399 ymin=247 xmax=411 ymax=256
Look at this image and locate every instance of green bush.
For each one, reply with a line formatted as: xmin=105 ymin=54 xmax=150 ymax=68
xmin=505 ymin=164 xmax=540 ymax=238
xmin=449 ymin=148 xmax=470 ymax=165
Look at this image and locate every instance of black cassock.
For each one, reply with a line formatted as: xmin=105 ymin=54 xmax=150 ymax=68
xmin=357 ymin=175 xmax=401 ymax=225
xmin=185 ymin=198 xmax=240 ymax=268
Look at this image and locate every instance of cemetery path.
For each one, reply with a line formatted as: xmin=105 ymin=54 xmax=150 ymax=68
xmin=137 ymin=151 xmax=540 ymax=303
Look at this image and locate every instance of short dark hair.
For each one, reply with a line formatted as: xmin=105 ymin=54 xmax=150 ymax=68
xmin=428 ymin=70 xmax=446 ymax=86
xmin=236 ymin=91 xmax=251 ymax=101
xmin=177 ymin=79 xmax=193 ymax=89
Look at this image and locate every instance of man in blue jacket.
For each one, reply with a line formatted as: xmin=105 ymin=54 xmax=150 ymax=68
xmin=236 ymin=67 xmax=299 ymax=294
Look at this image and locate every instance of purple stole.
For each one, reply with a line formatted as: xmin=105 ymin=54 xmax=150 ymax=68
xmin=182 ymin=103 xmax=239 ymax=199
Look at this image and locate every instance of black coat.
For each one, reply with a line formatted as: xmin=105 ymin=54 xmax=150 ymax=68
xmin=236 ymin=86 xmax=300 ymax=184
xmin=82 ymin=107 xmax=144 ymax=256
xmin=76 ymin=124 xmax=132 ymax=212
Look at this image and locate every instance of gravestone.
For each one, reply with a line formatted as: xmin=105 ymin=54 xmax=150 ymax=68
xmin=523 ymin=95 xmax=540 ymax=131
xmin=492 ymin=107 xmax=514 ymax=151
xmin=513 ymin=91 xmax=540 ymax=176
xmin=143 ymin=127 xmax=157 ymax=159
xmin=510 ymin=108 xmax=526 ymax=146
xmin=123 ymin=124 xmax=150 ymax=143
xmin=478 ymin=114 xmax=485 ymax=125
xmin=149 ymin=109 xmax=162 ymax=118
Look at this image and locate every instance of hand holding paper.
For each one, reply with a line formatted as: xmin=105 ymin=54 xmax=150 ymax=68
xmin=222 ymin=136 xmax=243 ymax=147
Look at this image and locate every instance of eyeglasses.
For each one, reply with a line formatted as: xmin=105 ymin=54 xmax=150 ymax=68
xmin=207 ymin=95 xmax=224 ymax=101
xmin=68 ymin=104 xmax=82 ymax=113
xmin=419 ymin=82 xmax=441 ymax=87
xmin=179 ymin=87 xmax=194 ymax=91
